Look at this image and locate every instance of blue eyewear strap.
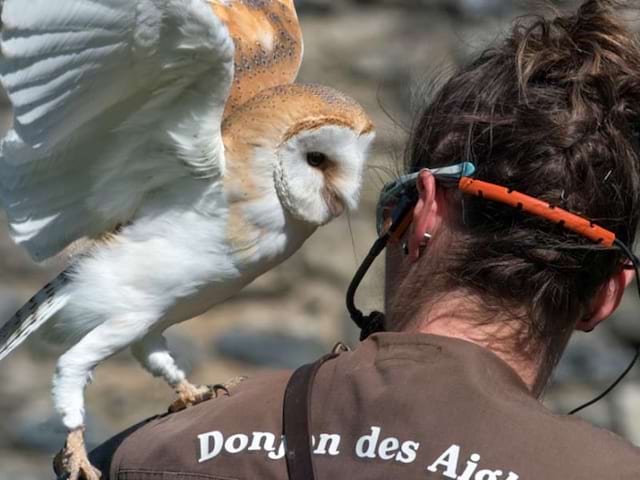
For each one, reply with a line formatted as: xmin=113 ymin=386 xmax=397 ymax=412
xmin=376 ymin=162 xmax=476 ymax=237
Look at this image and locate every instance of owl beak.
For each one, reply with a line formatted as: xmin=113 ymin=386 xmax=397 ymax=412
xmin=328 ymin=194 xmax=345 ymax=217
xmin=323 ymin=188 xmax=346 ymax=218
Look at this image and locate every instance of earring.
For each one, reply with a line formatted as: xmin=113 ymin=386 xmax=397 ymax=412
xmin=403 ymin=233 xmax=432 ymax=256
xmin=419 ymin=233 xmax=432 ymax=255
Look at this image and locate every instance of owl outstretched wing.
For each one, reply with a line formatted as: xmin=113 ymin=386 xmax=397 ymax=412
xmin=0 ymin=0 xmax=235 ymax=261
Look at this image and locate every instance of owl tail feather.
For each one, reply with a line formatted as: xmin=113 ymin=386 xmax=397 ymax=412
xmin=0 ymin=271 xmax=71 ymax=362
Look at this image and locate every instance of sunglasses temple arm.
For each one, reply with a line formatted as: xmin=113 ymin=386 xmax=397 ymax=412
xmin=347 ymin=201 xmax=416 ymax=329
xmin=346 ymin=235 xmax=389 ymax=329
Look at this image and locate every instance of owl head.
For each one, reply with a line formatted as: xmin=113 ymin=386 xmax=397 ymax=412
xmin=223 ymin=84 xmax=375 ymax=226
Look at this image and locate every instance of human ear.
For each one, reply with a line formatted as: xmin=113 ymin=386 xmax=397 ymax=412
xmin=407 ymin=170 xmax=441 ymax=262
xmin=577 ymin=268 xmax=635 ymax=332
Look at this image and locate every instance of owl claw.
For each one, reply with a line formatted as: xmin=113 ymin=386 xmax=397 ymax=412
xmin=169 ymin=377 xmax=248 ymax=413
xmin=53 ymin=428 xmax=101 ymax=480
xmin=209 ymin=375 xmax=249 ymax=397
xmin=169 ymin=382 xmax=215 ymax=413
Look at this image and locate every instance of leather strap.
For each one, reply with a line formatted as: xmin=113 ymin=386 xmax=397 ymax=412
xmin=283 ymin=353 xmax=338 ymax=480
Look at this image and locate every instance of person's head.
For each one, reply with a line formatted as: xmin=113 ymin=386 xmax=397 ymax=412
xmin=384 ymin=0 xmax=640 ymax=393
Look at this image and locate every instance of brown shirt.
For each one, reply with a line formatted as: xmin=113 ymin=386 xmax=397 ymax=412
xmin=91 ymin=333 xmax=640 ymax=479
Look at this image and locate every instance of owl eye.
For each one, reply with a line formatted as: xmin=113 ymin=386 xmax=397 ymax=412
xmin=306 ymin=152 xmax=329 ymax=169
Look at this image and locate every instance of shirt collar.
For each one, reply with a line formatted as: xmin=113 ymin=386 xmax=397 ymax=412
xmin=366 ymin=331 xmax=533 ymax=397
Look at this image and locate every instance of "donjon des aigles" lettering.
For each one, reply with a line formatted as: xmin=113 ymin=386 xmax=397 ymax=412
xmin=197 ymin=426 xmax=520 ymax=479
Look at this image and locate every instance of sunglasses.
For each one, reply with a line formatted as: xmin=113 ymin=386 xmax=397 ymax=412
xmin=375 ymin=162 xmax=476 ymax=239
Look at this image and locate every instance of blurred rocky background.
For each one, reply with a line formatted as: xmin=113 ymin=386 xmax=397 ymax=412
xmin=1 ymin=0 xmax=640 ymax=478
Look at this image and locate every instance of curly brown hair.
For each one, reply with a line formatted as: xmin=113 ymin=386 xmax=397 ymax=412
xmin=392 ymin=0 xmax=640 ymax=383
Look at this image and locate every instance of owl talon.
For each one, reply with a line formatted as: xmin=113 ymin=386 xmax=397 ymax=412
xmin=208 ymin=375 xmax=248 ymax=397
xmin=209 ymin=383 xmax=230 ymax=397
xmin=53 ymin=428 xmax=101 ymax=480
xmin=169 ymin=377 xmax=248 ymax=413
xmin=169 ymin=382 xmax=214 ymax=413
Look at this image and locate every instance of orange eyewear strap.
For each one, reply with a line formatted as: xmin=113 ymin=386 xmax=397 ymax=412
xmin=458 ymin=177 xmax=616 ymax=247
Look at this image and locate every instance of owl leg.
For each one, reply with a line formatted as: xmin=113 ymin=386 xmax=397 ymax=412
xmin=52 ymin=316 xmax=154 ymax=480
xmin=53 ymin=427 xmax=101 ymax=480
xmin=131 ymin=333 xmax=217 ymax=413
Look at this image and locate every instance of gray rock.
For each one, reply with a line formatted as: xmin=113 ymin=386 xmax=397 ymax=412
xmin=24 ymin=333 xmax=65 ymax=361
xmin=167 ymin=332 xmax=202 ymax=378
xmin=352 ymin=0 xmax=514 ymax=17
xmin=613 ymin=384 xmax=640 ymax=445
xmin=214 ymin=329 xmax=327 ymax=369
xmin=89 ymin=331 xmax=202 ymax=373
xmin=551 ymin=332 xmax=636 ymax=386
xmin=608 ymin=292 xmax=640 ymax=345
xmin=0 ymin=468 xmax=49 ymax=480
xmin=545 ymin=384 xmax=615 ymax=430
xmin=296 ymin=0 xmax=337 ymax=15
xmin=8 ymin=413 xmax=111 ymax=453
xmin=0 ymin=287 xmax=21 ymax=324
xmin=455 ymin=0 xmax=512 ymax=17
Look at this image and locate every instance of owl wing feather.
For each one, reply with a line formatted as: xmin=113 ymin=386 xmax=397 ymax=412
xmin=0 ymin=0 xmax=235 ymax=261
xmin=212 ymin=0 xmax=304 ymax=116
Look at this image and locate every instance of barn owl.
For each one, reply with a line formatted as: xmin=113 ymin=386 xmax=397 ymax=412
xmin=0 ymin=0 xmax=375 ymax=478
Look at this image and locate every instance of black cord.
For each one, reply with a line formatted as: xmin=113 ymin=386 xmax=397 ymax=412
xmin=568 ymin=238 xmax=640 ymax=415
xmin=568 ymin=348 xmax=640 ymax=415
xmin=346 ymin=235 xmax=388 ymax=331
xmin=346 ymin=200 xmax=416 ymax=337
